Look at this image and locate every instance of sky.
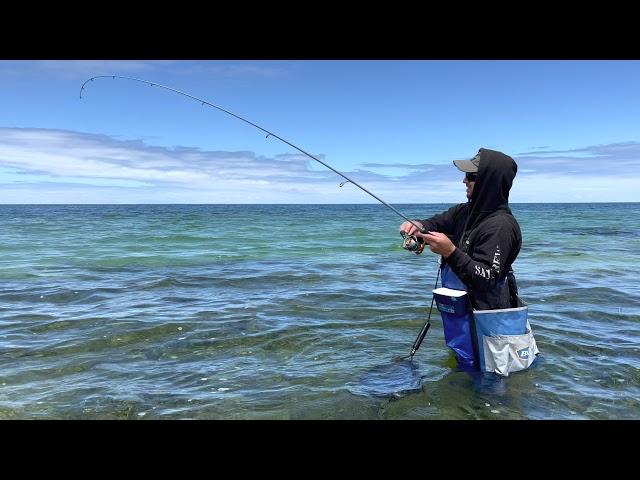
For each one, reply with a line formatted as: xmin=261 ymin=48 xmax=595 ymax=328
xmin=1 ymin=59 xmax=639 ymax=204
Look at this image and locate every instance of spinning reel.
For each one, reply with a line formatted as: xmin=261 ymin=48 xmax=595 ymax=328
xmin=400 ymin=232 xmax=426 ymax=255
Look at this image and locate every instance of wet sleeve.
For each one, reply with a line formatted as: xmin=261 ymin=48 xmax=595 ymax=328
xmin=445 ymin=225 xmax=514 ymax=293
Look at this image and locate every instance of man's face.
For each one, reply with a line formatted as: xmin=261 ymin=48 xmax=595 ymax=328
xmin=463 ymin=173 xmax=476 ymax=200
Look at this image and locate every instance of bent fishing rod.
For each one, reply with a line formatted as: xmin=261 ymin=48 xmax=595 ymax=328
xmin=80 ymin=75 xmax=436 ymax=357
xmin=79 ymin=75 xmax=428 ymax=239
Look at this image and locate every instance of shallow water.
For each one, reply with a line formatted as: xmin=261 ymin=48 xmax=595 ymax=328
xmin=1 ymin=203 xmax=638 ymax=419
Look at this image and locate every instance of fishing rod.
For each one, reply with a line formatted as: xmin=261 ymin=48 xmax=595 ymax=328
xmin=80 ymin=75 xmax=439 ymax=362
xmin=79 ymin=75 xmax=429 ymax=244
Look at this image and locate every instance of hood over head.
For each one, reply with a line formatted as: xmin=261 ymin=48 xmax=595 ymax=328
xmin=456 ymin=148 xmax=518 ymax=231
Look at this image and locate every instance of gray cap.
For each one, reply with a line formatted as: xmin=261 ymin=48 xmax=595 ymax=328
xmin=453 ymin=152 xmax=480 ymax=173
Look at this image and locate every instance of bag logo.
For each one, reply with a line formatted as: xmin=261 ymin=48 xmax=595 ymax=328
xmin=517 ymin=348 xmax=530 ymax=359
xmin=437 ymin=302 xmax=455 ymax=313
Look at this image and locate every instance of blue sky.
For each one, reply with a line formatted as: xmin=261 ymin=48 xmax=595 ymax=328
xmin=1 ymin=60 xmax=639 ymax=203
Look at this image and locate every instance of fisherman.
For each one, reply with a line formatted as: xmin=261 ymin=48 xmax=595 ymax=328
xmin=400 ymin=148 xmax=538 ymax=375
xmin=83 ymin=77 xmax=535 ymax=371
xmin=399 ymin=148 xmax=521 ymax=310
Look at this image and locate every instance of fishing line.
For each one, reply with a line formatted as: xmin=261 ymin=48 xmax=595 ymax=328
xmin=79 ymin=75 xmax=428 ymax=235
xmin=80 ymin=75 xmax=440 ymax=365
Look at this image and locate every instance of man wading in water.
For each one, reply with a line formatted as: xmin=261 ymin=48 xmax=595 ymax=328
xmin=400 ymin=148 xmax=538 ymax=375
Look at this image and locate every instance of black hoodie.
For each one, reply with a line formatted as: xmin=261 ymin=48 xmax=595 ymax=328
xmin=419 ymin=148 xmax=522 ymax=310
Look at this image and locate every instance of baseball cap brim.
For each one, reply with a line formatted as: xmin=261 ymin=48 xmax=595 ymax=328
xmin=452 ymin=153 xmax=480 ymax=173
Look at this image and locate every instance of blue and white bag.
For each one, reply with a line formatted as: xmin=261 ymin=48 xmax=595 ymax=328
xmin=433 ymin=266 xmax=539 ymax=376
xmin=472 ymin=301 xmax=539 ymax=376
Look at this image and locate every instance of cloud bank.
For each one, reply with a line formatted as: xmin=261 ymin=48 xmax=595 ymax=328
xmin=0 ymin=127 xmax=638 ymax=203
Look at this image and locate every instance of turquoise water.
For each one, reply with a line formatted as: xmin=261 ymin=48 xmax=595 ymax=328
xmin=0 ymin=203 xmax=638 ymax=419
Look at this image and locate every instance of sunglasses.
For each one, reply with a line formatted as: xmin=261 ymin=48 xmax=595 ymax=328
xmin=465 ymin=172 xmax=477 ymax=182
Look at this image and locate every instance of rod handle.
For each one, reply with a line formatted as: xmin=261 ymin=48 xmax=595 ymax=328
xmin=409 ymin=322 xmax=431 ymax=357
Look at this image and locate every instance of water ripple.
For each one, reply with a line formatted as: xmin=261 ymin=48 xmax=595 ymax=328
xmin=1 ymin=203 xmax=639 ymax=419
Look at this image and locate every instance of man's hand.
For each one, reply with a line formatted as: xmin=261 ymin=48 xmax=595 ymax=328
xmin=399 ymin=220 xmax=424 ymax=237
xmin=423 ymin=231 xmax=456 ymax=258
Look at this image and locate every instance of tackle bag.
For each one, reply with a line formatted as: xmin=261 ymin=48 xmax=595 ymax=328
xmin=433 ymin=266 xmax=539 ymax=376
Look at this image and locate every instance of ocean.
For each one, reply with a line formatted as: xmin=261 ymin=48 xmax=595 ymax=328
xmin=0 ymin=203 xmax=638 ymax=419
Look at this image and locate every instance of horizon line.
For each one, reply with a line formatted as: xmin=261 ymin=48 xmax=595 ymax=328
xmin=1 ymin=201 xmax=638 ymax=206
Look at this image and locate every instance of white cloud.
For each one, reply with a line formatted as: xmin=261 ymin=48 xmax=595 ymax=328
xmin=516 ymin=143 xmax=640 ymax=176
xmin=0 ymin=60 xmax=289 ymax=83
xmin=0 ymin=127 xmax=639 ymax=203
xmin=509 ymin=174 xmax=637 ymax=202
